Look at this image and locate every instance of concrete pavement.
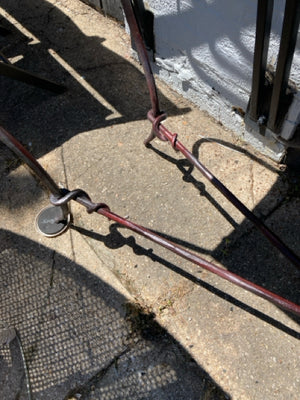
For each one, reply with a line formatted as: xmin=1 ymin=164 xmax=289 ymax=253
xmin=0 ymin=1 xmax=299 ymax=399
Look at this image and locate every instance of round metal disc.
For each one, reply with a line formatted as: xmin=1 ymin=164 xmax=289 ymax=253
xmin=35 ymin=206 xmax=71 ymax=237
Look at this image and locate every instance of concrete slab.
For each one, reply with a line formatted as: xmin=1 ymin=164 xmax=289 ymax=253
xmin=0 ymin=230 xmax=227 ymax=400
xmin=0 ymin=1 xmax=299 ymax=399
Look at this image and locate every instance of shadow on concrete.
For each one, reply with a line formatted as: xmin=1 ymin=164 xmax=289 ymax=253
xmin=0 ymin=228 xmax=230 ymax=400
xmin=0 ymin=0 xmax=189 ymax=159
xmin=0 ymin=155 xmax=45 ymax=209
xmin=141 ymin=141 xmax=300 ymax=326
xmin=71 ymin=222 xmax=300 ymax=340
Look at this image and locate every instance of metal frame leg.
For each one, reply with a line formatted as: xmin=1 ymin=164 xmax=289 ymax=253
xmin=0 ymin=126 xmax=71 ymax=236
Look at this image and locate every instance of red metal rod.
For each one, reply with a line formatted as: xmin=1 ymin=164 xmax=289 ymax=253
xmin=0 ymin=126 xmax=70 ymax=220
xmin=0 ymin=126 xmax=61 ymax=196
xmin=121 ymin=0 xmax=161 ymax=117
xmin=51 ymin=189 xmax=300 ymax=317
xmin=1 ymin=125 xmax=299 ymax=316
xmin=121 ymin=0 xmax=300 ymax=270
xmin=147 ymin=112 xmax=300 ymax=270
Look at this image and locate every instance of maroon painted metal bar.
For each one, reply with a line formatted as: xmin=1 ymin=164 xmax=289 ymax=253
xmin=51 ymin=188 xmax=300 ymax=317
xmin=147 ymin=111 xmax=300 ymax=270
xmin=121 ymin=0 xmax=300 ymax=271
xmin=0 ymin=126 xmax=69 ymax=219
xmin=1 ymin=125 xmax=299 ymax=316
xmin=0 ymin=127 xmax=61 ymax=195
xmin=52 ymin=189 xmax=300 ymax=316
xmin=121 ymin=0 xmax=160 ymax=117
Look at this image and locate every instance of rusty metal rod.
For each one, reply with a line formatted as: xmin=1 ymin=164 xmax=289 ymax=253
xmin=120 ymin=0 xmax=161 ymax=117
xmin=121 ymin=0 xmax=300 ymax=270
xmin=1 ymin=126 xmax=299 ymax=316
xmin=51 ymin=188 xmax=300 ymax=317
xmin=147 ymin=112 xmax=300 ymax=270
xmin=0 ymin=126 xmax=69 ymax=219
xmin=0 ymin=127 xmax=60 ymax=195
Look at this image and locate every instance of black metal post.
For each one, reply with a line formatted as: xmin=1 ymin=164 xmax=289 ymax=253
xmin=249 ymin=0 xmax=274 ymax=121
xmin=267 ymin=0 xmax=300 ymax=131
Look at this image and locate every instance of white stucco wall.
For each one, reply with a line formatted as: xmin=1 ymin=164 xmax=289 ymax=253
xmin=146 ymin=0 xmax=300 ymax=160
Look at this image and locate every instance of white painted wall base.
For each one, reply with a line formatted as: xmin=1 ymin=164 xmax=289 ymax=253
xmin=152 ymin=55 xmax=286 ymax=162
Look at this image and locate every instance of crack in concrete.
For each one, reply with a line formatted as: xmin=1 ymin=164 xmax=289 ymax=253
xmin=49 ymin=250 xmax=55 ymax=289
xmin=72 ymin=157 xmax=103 ymax=181
xmin=64 ymin=347 xmax=130 ymax=400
